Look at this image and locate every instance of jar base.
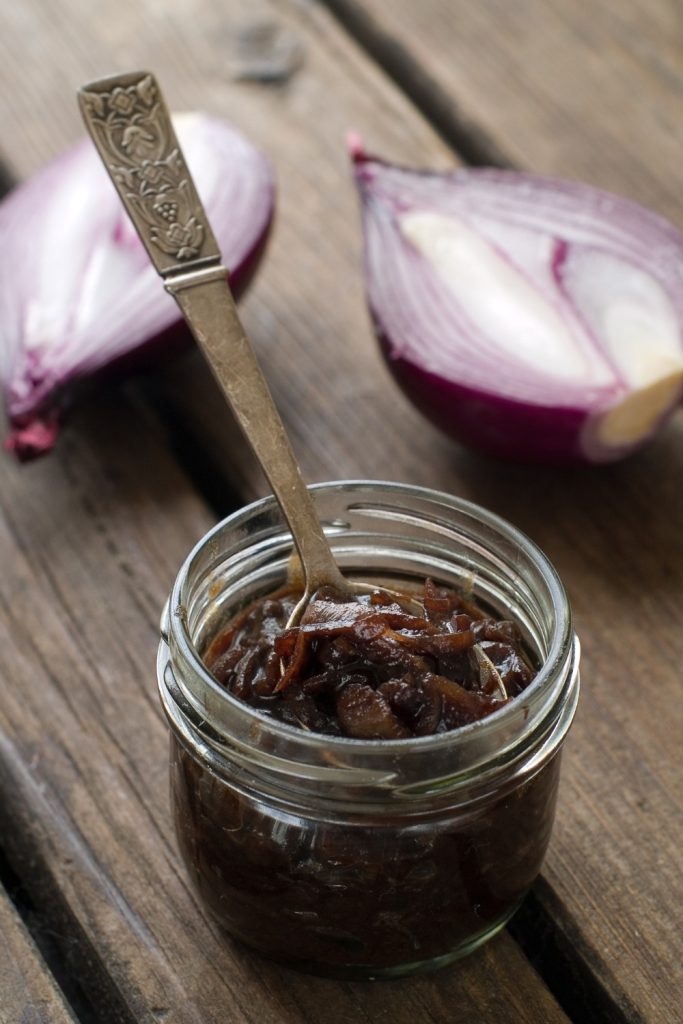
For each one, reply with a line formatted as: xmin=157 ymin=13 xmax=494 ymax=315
xmin=220 ymin=905 xmax=519 ymax=981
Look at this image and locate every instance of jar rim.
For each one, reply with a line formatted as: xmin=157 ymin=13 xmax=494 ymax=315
xmin=164 ymin=480 xmax=575 ymax=764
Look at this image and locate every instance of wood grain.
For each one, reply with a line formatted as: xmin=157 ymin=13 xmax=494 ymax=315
xmin=0 ymin=390 xmax=569 ymax=1023
xmin=308 ymin=3 xmax=683 ymax=1017
xmin=323 ymin=0 xmax=683 ymax=225
xmin=0 ymin=885 xmax=77 ymax=1024
xmin=0 ymin=3 xmax=569 ymax=1013
xmin=0 ymin=0 xmax=680 ymax=1020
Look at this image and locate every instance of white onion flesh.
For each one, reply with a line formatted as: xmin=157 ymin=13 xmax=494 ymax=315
xmin=0 ymin=113 xmax=274 ymax=459
xmin=353 ymin=148 xmax=683 ymax=463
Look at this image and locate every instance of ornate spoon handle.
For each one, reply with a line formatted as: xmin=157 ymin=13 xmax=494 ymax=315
xmin=78 ymin=71 xmax=222 ymax=277
xmin=78 ymin=71 xmax=347 ymax=608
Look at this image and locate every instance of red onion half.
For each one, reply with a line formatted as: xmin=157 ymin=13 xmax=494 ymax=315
xmin=352 ymin=143 xmax=683 ymax=464
xmin=0 ymin=114 xmax=274 ymax=460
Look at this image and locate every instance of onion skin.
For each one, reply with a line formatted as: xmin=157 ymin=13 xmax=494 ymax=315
xmin=377 ymin=327 xmax=589 ymax=464
xmin=353 ymin=145 xmax=683 ymax=465
xmin=5 ymin=228 xmax=272 ymax=463
xmin=0 ymin=115 xmax=274 ymax=461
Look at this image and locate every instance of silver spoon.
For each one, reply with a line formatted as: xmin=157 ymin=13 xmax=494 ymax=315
xmin=78 ymin=71 xmax=386 ymax=628
xmin=78 ymin=72 xmax=506 ymax=700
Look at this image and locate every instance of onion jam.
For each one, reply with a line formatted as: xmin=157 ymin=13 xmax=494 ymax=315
xmin=204 ymin=579 xmax=535 ymax=739
xmin=162 ymin=483 xmax=578 ymax=976
xmin=167 ymin=579 xmax=561 ymax=975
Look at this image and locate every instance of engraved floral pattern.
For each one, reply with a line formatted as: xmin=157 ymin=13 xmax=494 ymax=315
xmin=80 ymin=75 xmax=205 ymax=262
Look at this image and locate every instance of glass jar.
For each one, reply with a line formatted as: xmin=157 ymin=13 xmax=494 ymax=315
xmin=157 ymin=481 xmax=579 ymax=979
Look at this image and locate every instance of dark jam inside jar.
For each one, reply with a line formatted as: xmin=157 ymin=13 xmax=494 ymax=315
xmin=203 ymin=579 xmax=535 ymax=739
xmin=170 ymin=579 xmax=561 ymax=976
xmin=172 ymin=738 xmax=559 ymax=975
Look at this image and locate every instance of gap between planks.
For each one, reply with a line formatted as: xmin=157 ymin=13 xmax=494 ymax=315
xmin=0 ymin=0 xmax=671 ymax=1019
xmin=0 ymin=158 xmax=620 ymax=1024
xmin=0 ymin=846 xmax=115 ymax=1024
xmin=319 ymin=0 xmax=515 ymax=167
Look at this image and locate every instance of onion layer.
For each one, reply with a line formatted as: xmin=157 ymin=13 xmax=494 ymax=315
xmin=0 ymin=113 xmax=274 ymax=460
xmin=351 ymin=143 xmax=683 ymax=463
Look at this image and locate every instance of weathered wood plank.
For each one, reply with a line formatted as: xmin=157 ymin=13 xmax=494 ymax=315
xmin=304 ymin=4 xmax=683 ymax=1018
xmin=0 ymin=0 xmax=455 ymax=494
xmin=323 ymin=0 xmax=683 ymax=225
xmin=0 ymin=884 xmax=77 ymax=1024
xmin=454 ymin=448 xmax=683 ymax=1023
xmin=0 ymin=4 xmax=570 ymax=1012
xmin=0 ymin=390 xmax=569 ymax=1023
xmin=0 ymin=0 xmax=680 ymax=1020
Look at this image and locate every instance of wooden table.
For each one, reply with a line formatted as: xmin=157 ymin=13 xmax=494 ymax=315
xmin=0 ymin=2 xmax=681 ymax=1021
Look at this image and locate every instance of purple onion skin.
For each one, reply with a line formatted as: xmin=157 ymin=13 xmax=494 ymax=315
xmin=2 ymin=118 xmax=275 ymax=462
xmin=5 ymin=225 xmax=272 ymax=463
xmin=376 ymin=327 xmax=589 ymax=465
xmin=71 ymin=219 xmax=273 ymax=381
xmin=353 ymin=144 xmax=683 ymax=466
